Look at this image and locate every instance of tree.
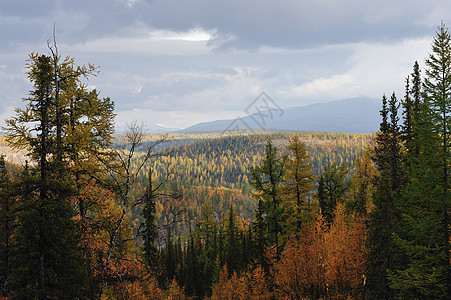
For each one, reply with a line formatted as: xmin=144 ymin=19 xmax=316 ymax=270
xmin=349 ymin=146 xmax=378 ymax=217
xmin=367 ymin=93 xmax=404 ymax=299
xmin=225 ymin=205 xmax=240 ymax=274
xmin=141 ymin=167 xmax=159 ymax=272
xmin=423 ymin=25 xmax=450 ymax=295
xmin=0 ymin=156 xmax=13 ymax=297
xmin=249 ymin=139 xmax=286 ymax=259
xmin=4 ymin=53 xmax=90 ymax=299
xmin=388 ymin=24 xmax=451 ymax=298
xmin=317 ymin=162 xmax=350 ymax=223
xmin=275 ymin=204 xmax=367 ymax=299
xmin=282 ymin=135 xmax=316 ymax=238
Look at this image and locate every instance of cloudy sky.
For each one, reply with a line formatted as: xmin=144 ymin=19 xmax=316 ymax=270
xmin=1 ymin=0 xmax=450 ymax=130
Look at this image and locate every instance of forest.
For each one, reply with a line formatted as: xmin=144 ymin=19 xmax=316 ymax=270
xmin=0 ymin=25 xmax=449 ymax=299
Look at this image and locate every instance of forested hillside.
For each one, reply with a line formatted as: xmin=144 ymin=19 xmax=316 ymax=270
xmin=0 ymin=25 xmax=449 ymax=300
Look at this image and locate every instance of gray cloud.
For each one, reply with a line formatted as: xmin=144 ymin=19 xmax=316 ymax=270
xmin=1 ymin=0 xmax=444 ymax=49
xmin=0 ymin=0 xmax=450 ymax=129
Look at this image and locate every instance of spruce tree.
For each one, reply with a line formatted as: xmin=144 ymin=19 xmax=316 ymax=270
xmin=367 ymin=93 xmax=404 ymax=299
xmin=388 ymin=24 xmax=451 ymax=298
xmin=225 ymin=205 xmax=239 ymax=274
xmin=249 ymin=139 xmax=286 ymax=259
xmin=0 ymin=156 xmax=13 ymax=297
xmin=317 ymin=162 xmax=349 ymax=223
xmin=3 ymin=50 xmax=115 ymax=298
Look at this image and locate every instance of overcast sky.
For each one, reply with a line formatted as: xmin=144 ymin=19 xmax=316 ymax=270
xmin=1 ymin=0 xmax=450 ymax=130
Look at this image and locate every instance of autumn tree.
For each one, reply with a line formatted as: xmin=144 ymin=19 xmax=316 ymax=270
xmin=349 ymin=146 xmax=378 ymax=217
xmin=275 ymin=204 xmax=367 ymax=299
xmin=282 ymin=135 xmax=316 ymax=238
xmin=4 ymin=53 xmax=90 ymax=299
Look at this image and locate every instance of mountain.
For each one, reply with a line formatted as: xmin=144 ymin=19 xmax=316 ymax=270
xmin=182 ymin=97 xmax=381 ymax=134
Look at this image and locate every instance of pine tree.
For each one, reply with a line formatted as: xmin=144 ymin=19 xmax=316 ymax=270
xmin=408 ymin=61 xmax=423 ymax=157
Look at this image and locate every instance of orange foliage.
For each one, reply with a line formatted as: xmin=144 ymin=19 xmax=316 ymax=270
xmin=166 ymin=279 xmax=187 ymax=300
xmin=325 ymin=205 xmax=367 ymax=298
xmin=275 ymin=204 xmax=367 ymax=299
xmin=247 ymin=266 xmax=272 ymax=300
xmin=109 ymin=276 xmax=165 ymax=300
xmin=211 ymin=265 xmax=248 ymax=300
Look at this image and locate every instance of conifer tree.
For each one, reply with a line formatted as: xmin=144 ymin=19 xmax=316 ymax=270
xmin=3 ymin=48 xmax=117 ymax=298
xmin=350 ymin=147 xmax=378 ymax=217
xmin=225 ymin=205 xmax=239 ymax=274
xmin=317 ymin=162 xmax=349 ymax=223
xmin=388 ymin=24 xmax=451 ymax=298
xmin=0 ymin=156 xmax=13 ymax=297
xmin=249 ymin=139 xmax=286 ymax=259
xmin=282 ymin=135 xmax=316 ymax=238
xmin=4 ymin=54 xmax=89 ymax=299
xmin=367 ymin=93 xmax=404 ymax=299
xmin=141 ymin=168 xmax=159 ymax=272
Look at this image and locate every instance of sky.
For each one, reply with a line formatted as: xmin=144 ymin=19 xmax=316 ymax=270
xmin=1 ymin=0 xmax=450 ymax=130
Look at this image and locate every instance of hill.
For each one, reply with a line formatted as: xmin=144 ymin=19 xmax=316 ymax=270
xmin=183 ymin=97 xmax=381 ymax=133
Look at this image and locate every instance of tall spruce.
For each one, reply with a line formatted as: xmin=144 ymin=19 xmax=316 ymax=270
xmin=388 ymin=24 xmax=451 ymax=298
xmin=0 ymin=156 xmax=13 ymax=297
xmin=367 ymin=93 xmax=404 ymax=299
xmin=5 ymin=54 xmax=88 ymax=299
xmin=249 ymin=139 xmax=286 ymax=259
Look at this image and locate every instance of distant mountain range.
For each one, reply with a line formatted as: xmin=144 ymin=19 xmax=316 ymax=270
xmin=182 ymin=97 xmax=382 ymax=134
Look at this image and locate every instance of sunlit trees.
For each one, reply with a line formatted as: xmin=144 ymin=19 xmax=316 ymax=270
xmin=275 ymin=204 xmax=367 ymax=299
xmin=349 ymin=146 xmax=378 ymax=216
xmin=282 ymin=136 xmax=316 ymax=238
xmin=4 ymin=53 xmax=91 ymax=298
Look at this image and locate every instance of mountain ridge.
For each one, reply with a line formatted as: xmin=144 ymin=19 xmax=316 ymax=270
xmin=182 ymin=97 xmax=381 ymax=134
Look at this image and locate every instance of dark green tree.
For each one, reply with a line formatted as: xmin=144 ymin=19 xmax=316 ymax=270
xmin=367 ymin=93 xmax=404 ymax=299
xmin=317 ymin=162 xmax=350 ymax=223
xmin=0 ymin=156 xmax=13 ymax=297
xmin=141 ymin=167 xmax=159 ymax=272
xmin=3 ymin=47 xmax=118 ymax=297
xmin=249 ymin=139 xmax=286 ymax=259
xmin=388 ymin=24 xmax=451 ymax=298
xmin=225 ymin=205 xmax=239 ymax=273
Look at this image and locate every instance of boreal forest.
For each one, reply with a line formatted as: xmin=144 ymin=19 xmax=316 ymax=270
xmin=0 ymin=25 xmax=449 ymax=300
